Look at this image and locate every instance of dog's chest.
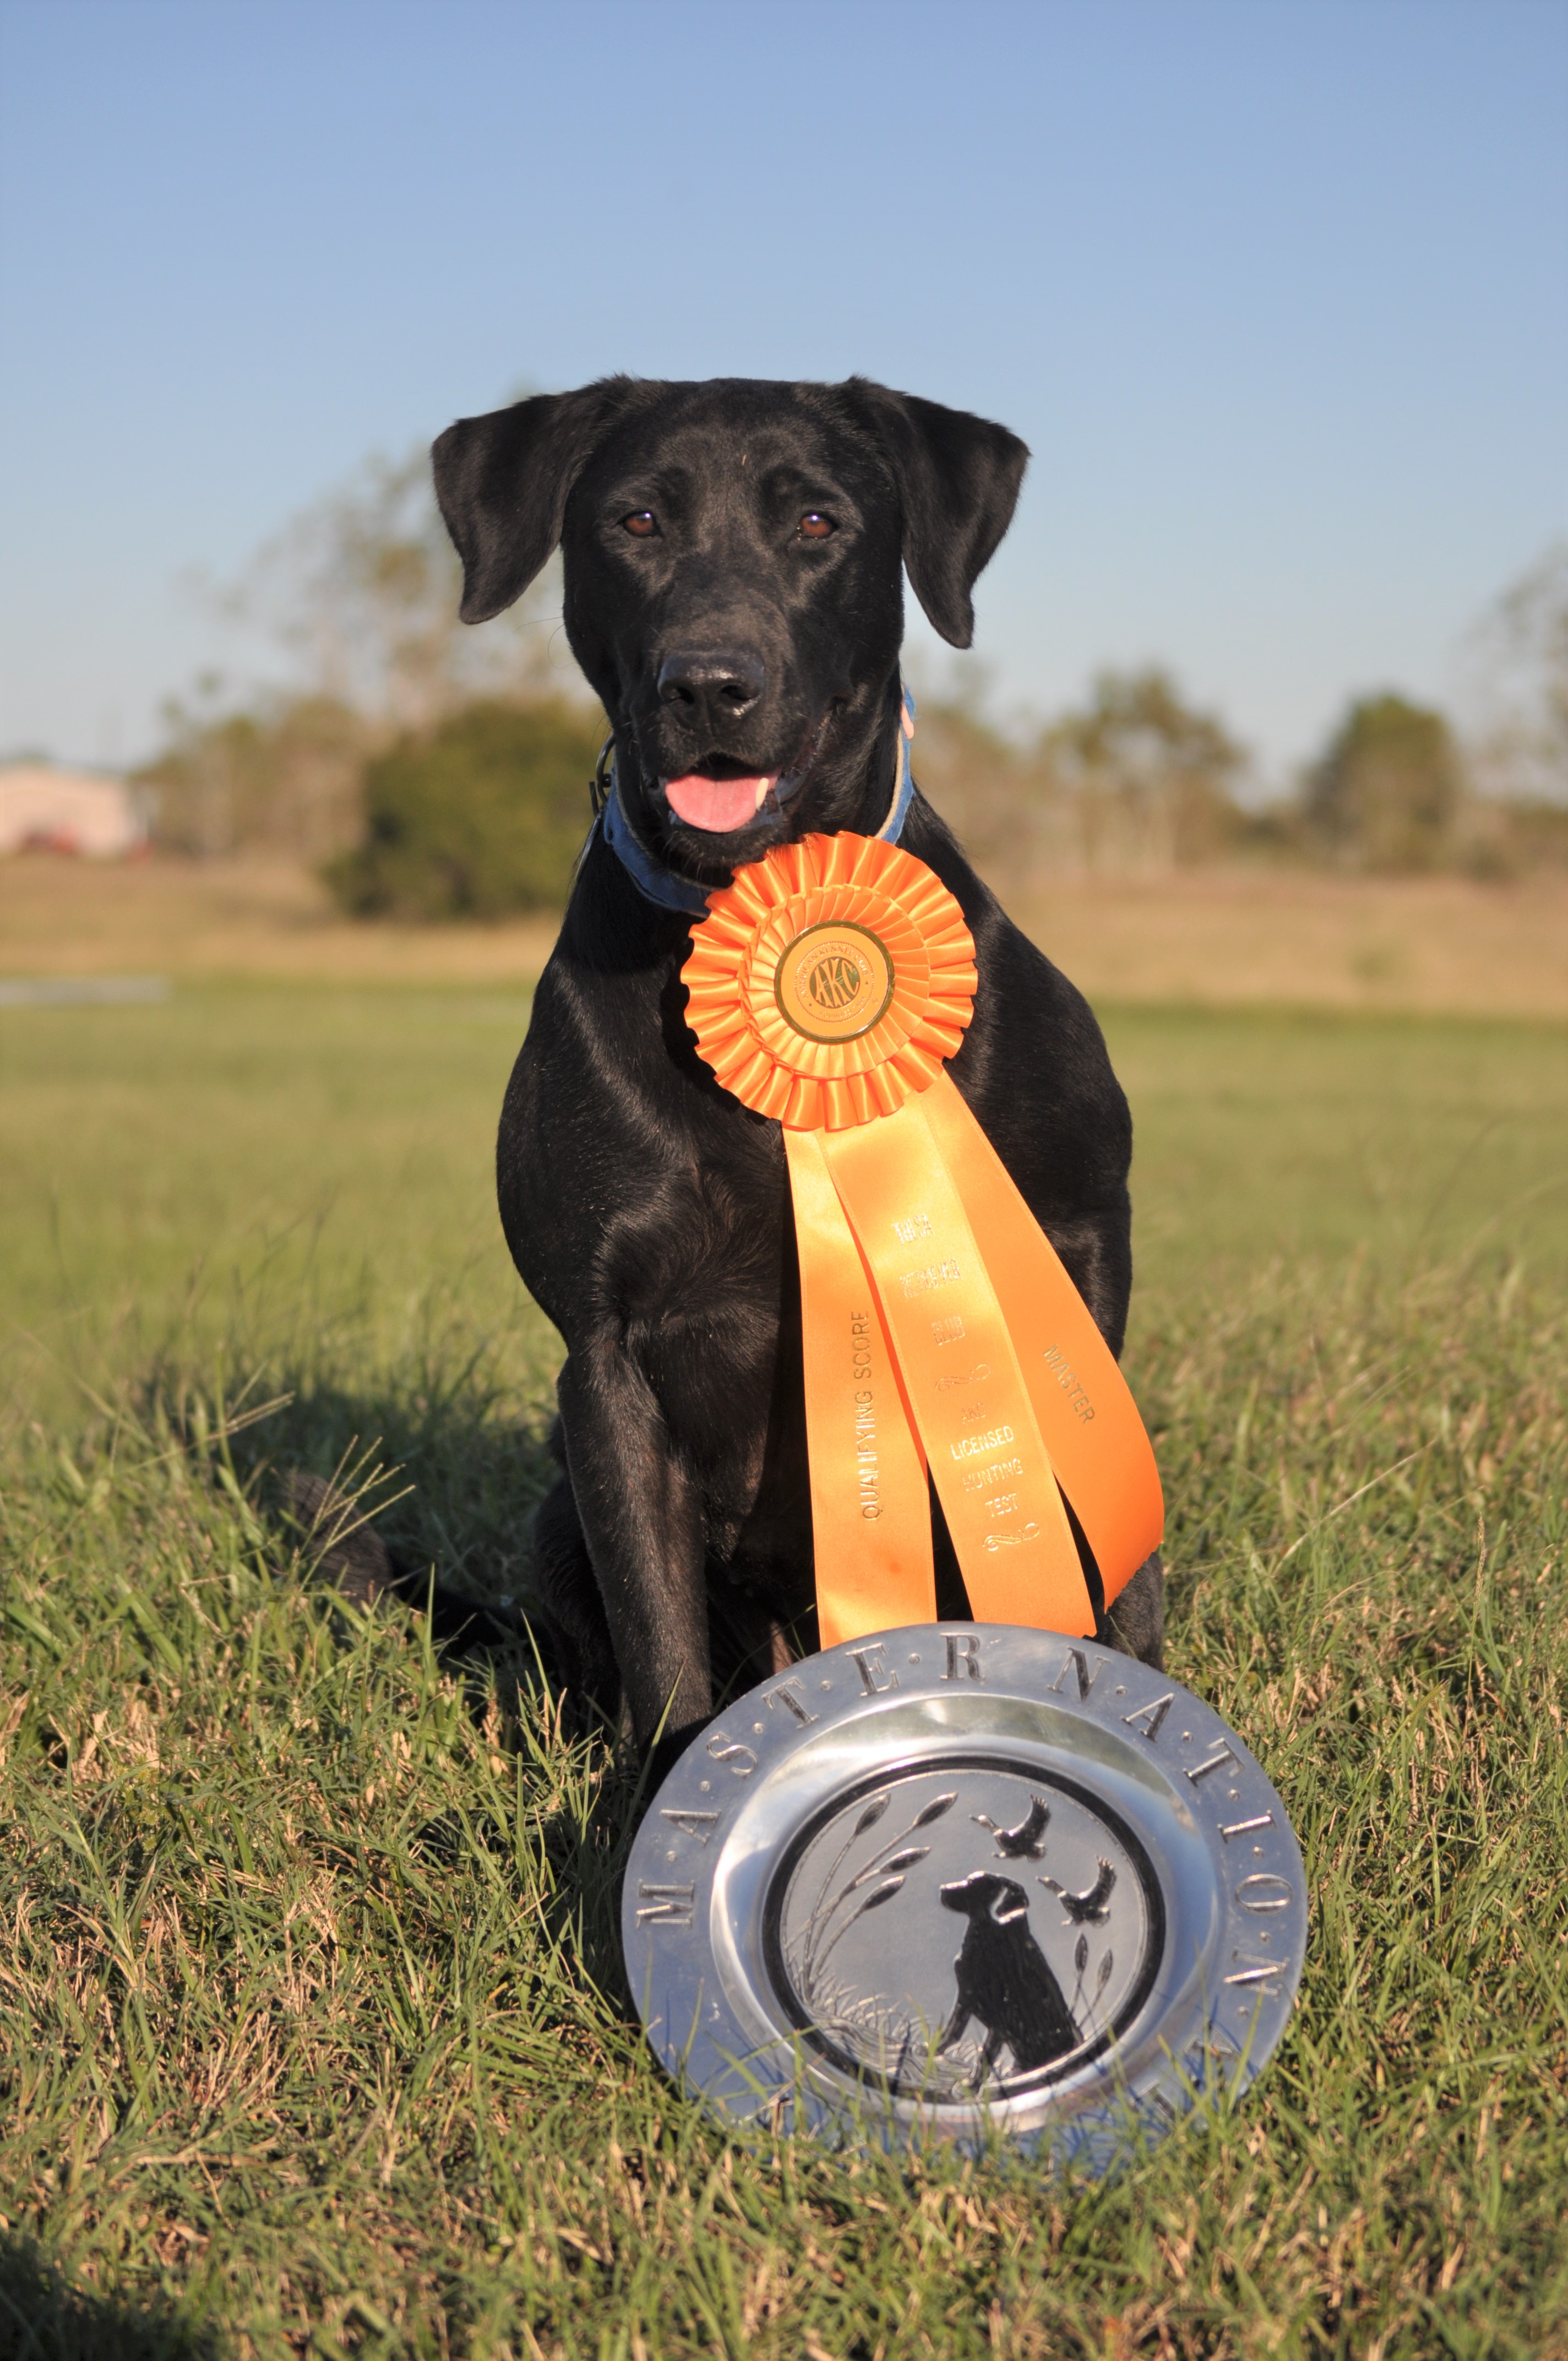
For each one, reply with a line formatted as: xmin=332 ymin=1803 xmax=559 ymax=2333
xmin=503 ymin=974 xmax=791 ymax=1387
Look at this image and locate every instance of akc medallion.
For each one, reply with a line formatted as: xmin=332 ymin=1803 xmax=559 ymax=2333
xmin=773 ymin=922 xmax=896 ymax=1043
xmin=624 ymin=1624 xmax=1306 ymax=2167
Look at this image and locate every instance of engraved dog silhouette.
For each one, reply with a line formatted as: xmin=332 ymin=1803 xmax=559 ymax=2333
xmin=938 ymin=1869 xmax=1080 ymax=2079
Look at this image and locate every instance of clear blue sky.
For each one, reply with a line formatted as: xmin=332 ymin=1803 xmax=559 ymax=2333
xmin=2 ymin=0 xmax=1564 ymax=780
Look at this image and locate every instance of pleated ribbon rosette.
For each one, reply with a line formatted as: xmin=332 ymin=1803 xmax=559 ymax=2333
xmin=683 ymin=833 xmax=1163 ymax=1649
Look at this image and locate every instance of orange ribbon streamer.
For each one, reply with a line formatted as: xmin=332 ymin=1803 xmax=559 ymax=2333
xmin=684 ymin=833 xmax=1163 ymax=1649
xmin=784 ymin=1129 xmax=936 ymax=1643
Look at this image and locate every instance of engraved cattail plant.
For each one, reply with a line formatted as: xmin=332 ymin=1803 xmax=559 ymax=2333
xmin=793 ymin=1790 xmax=959 ymax=2002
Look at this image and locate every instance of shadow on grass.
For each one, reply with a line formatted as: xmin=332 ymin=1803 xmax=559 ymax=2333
xmin=235 ymin=1358 xmax=658 ymax=2015
xmin=232 ymin=1359 xmax=560 ymax=1608
xmin=122 ymin=1336 xmax=815 ymax=2032
xmin=0 ymin=2235 xmax=220 ymax=2361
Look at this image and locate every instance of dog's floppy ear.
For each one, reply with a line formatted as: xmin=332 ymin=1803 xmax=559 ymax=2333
xmin=432 ymin=378 xmax=639 ymax=624
xmin=847 ymin=381 xmax=1029 ymax=649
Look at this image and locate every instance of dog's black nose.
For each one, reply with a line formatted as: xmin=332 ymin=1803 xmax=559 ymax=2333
xmin=656 ymin=648 xmax=765 ymax=722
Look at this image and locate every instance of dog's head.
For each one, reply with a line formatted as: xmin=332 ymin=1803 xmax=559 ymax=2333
xmin=432 ymin=376 xmax=1027 ymax=884
xmin=939 ymin=1869 xmax=1031 ymax=1925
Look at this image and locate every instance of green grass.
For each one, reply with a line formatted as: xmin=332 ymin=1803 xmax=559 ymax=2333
xmin=2 ymin=985 xmax=1567 ymax=2357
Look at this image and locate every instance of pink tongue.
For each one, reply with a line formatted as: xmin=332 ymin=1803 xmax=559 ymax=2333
xmin=665 ymin=773 xmax=772 ymax=831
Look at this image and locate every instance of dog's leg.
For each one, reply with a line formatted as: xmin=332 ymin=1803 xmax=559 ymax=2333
xmin=704 ymin=1583 xmax=801 ymax=1702
xmin=1104 ymin=1549 xmax=1165 ymax=1670
xmin=1038 ymin=1205 xmax=1134 ymax=1361
xmin=531 ymin=1473 xmax=619 ymax=1715
xmin=557 ymin=1345 xmax=712 ymax=1754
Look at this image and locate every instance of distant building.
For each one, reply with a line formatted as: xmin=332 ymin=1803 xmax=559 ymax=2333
xmin=0 ymin=763 xmax=150 ymax=858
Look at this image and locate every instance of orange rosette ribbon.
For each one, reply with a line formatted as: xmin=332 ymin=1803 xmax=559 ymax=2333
xmin=682 ymin=832 xmax=977 ymax=1131
xmin=684 ymin=833 xmax=1163 ymax=1651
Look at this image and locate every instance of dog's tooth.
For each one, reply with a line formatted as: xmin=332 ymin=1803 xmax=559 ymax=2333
xmin=754 ymin=780 xmax=769 ymax=812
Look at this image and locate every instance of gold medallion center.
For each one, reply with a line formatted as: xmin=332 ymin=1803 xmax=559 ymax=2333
xmin=773 ymin=921 xmax=896 ymax=1043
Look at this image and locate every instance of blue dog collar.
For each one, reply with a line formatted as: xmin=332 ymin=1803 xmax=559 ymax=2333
xmin=600 ymin=777 xmax=712 ymax=915
xmin=882 ymin=681 xmax=917 ymax=843
xmin=597 ymin=683 xmax=917 ymax=917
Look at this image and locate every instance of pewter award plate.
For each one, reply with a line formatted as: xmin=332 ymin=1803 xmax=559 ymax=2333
xmin=623 ymin=1624 xmax=1306 ymax=2168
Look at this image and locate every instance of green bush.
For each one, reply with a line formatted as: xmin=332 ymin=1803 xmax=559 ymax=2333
xmin=326 ymin=697 xmax=607 ymax=918
xmin=1304 ymin=693 xmax=1463 ymax=873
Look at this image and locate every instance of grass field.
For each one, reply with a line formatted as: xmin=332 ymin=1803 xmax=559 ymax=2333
xmin=3 ymin=898 xmax=1567 ymax=2354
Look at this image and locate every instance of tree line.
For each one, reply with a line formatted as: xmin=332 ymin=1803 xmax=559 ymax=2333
xmin=134 ymin=450 xmax=1568 ymax=913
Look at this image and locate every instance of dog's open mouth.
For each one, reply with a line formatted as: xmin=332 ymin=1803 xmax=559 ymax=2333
xmin=662 ymin=774 xmax=779 ymax=833
xmin=656 ymin=718 xmax=825 ymax=837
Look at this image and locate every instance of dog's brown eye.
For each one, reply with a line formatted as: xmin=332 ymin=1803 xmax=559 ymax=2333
xmin=798 ymin=512 xmax=834 ymax=540
xmin=622 ymin=511 xmax=658 ymax=538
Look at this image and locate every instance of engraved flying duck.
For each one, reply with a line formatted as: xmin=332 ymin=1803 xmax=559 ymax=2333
xmin=1039 ymin=1859 xmax=1117 ymax=1924
xmin=972 ymin=1795 xmax=1051 ymax=1859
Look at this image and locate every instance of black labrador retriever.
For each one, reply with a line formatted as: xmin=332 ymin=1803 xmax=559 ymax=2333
xmin=432 ymin=375 xmax=1163 ymax=1760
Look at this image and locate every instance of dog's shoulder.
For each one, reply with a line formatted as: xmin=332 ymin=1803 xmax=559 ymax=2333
xmin=497 ymin=833 xmax=786 ymax=1334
